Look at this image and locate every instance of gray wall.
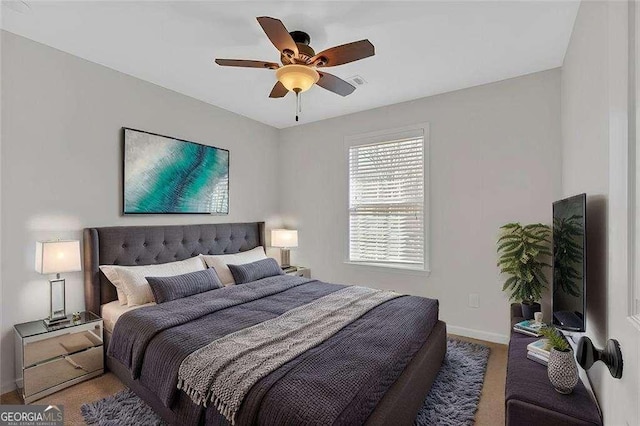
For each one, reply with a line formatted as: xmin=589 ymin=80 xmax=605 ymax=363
xmin=0 ymin=31 xmax=281 ymax=392
xmin=561 ymin=0 xmax=608 ymax=346
xmin=278 ymin=69 xmax=562 ymax=343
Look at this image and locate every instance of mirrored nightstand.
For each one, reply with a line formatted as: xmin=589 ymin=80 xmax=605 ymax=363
xmin=14 ymin=311 xmax=104 ymax=403
xmin=283 ymin=266 xmax=311 ymax=278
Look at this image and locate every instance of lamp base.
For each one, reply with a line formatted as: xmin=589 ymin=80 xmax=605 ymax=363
xmin=46 ymin=276 xmax=68 ymax=328
xmin=280 ymin=248 xmax=291 ymax=268
xmin=43 ymin=315 xmax=70 ymax=327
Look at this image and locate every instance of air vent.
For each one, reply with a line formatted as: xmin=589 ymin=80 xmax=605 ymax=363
xmin=346 ymin=75 xmax=368 ymax=86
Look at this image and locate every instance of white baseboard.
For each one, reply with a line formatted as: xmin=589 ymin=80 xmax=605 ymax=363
xmin=1 ymin=379 xmax=16 ymax=395
xmin=447 ymin=325 xmax=510 ymax=345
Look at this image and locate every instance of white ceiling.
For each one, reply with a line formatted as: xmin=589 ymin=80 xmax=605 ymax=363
xmin=1 ymin=1 xmax=579 ymax=129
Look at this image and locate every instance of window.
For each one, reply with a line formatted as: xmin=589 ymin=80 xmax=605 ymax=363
xmin=347 ymin=125 xmax=428 ymax=270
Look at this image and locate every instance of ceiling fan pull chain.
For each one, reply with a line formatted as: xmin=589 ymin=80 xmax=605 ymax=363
xmin=295 ymin=91 xmax=300 ymax=122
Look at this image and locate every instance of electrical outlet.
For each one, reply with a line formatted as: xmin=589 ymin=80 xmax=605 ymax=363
xmin=468 ymin=293 xmax=480 ymax=308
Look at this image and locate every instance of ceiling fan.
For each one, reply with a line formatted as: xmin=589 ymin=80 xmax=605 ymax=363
xmin=215 ymin=16 xmax=375 ymax=121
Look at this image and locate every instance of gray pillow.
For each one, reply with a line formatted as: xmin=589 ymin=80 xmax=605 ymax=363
xmin=146 ymin=268 xmax=223 ymax=303
xmin=228 ymin=258 xmax=284 ymax=284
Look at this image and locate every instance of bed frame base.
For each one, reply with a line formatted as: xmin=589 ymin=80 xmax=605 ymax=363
xmin=106 ymin=320 xmax=446 ymax=426
xmin=365 ymin=320 xmax=446 ymax=425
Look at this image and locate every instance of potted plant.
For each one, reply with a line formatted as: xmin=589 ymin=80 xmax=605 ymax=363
xmin=540 ymin=326 xmax=578 ymax=394
xmin=497 ymin=223 xmax=551 ymax=319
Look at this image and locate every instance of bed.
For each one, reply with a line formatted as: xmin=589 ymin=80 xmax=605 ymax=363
xmin=84 ymin=222 xmax=446 ymax=425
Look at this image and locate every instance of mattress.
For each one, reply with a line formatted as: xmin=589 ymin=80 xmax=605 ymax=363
xmin=101 ymin=300 xmax=155 ymax=333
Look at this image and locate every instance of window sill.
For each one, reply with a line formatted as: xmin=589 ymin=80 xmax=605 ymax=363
xmin=344 ymin=261 xmax=431 ymax=276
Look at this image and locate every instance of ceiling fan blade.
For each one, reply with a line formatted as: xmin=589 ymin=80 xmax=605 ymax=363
xmin=256 ymin=17 xmax=299 ymax=58
xmin=215 ymin=59 xmax=279 ymax=69
xmin=316 ymin=72 xmax=356 ymax=96
xmin=269 ymin=81 xmax=289 ymax=98
xmin=310 ymin=40 xmax=375 ymax=67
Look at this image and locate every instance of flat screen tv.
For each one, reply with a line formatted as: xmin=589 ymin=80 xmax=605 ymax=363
xmin=552 ymin=193 xmax=587 ymax=332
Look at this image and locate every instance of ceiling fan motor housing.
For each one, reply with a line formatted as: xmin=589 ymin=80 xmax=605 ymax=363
xmin=290 ymin=31 xmax=311 ymax=45
xmin=280 ymin=31 xmax=318 ymax=64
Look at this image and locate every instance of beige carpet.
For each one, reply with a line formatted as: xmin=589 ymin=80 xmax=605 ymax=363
xmin=1 ymin=335 xmax=507 ymax=425
xmin=0 ymin=373 xmax=125 ymax=425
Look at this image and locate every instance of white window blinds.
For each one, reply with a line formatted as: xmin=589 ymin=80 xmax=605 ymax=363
xmin=348 ymin=135 xmax=425 ymax=268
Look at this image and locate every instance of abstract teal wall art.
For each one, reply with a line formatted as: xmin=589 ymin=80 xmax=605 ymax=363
xmin=123 ymin=128 xmax=229 ymax=214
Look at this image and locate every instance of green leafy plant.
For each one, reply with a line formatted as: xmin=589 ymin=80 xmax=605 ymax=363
xmin=540 ymin=326 xmax=570 ymax=352
xmin=497 ymin=223 xmax=551 ymax=304
xmin=553 ymin=215 xmax=584 ymax=297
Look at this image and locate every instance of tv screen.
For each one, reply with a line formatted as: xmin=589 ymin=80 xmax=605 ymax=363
xmin=552 ymin=193 xmax=586 ymax=332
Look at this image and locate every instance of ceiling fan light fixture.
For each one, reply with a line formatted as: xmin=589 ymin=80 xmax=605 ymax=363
xmin=276 ymin=65 xmax=319 ymax=93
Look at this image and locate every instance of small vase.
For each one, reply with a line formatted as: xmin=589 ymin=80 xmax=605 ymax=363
xmin=521 ymin=302 xmax=541 ymax=320
xmin=547 ymin=348 xmax=579 ymax=394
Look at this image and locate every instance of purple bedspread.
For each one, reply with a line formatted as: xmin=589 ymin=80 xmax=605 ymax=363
xmin=108 ymin=275 xmax=439 ymax=425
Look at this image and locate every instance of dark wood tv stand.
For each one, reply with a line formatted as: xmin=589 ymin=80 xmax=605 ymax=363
xmin=506 ymin=304 xmax=602 ymax=426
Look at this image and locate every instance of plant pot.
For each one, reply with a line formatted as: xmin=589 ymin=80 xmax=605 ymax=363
xmin=547 ymin=348 xmax=579 ymax=394
xmin=520 ymin=302 xmax=541 ymax=320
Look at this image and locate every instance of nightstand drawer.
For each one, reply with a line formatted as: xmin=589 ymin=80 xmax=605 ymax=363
xmin=24 ymin=329 xmax=102 ymax=367
xmin=23 ymin=346 xmax=103 ymax=397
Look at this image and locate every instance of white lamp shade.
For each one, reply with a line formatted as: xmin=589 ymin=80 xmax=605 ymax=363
xmin=35 ymin=240 xmax=82 ymax=274
xmin=271 ymin=229 xmax=298 ymax=248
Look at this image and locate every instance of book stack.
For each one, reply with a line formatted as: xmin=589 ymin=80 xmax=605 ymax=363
xmin=527 ymin=339 xmax=551 ymax=366
xmin=513 ymin=319 xmax=543 ymax=337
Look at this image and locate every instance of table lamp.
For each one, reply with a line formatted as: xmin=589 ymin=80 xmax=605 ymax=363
xmin=35 ymin=240 xmax=81 ymax=326
xmin=271 ymin=229 xmax=298 ymax=268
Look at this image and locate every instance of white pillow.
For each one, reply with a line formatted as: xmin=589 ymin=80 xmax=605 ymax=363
xmin=100 ymin=257 xmax=206 ymax=306
xmin=200 ymin=246 xmax=267 ymax=285
xmin=99 ymin=266 xmax=129 ymax=305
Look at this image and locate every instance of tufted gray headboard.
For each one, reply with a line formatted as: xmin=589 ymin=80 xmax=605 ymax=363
xmin=83 ymin=222 xmax=265 ymax=315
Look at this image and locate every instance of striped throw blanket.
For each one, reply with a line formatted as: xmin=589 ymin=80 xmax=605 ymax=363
xmin=177 ymin=285 xmax=399 ymax=424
